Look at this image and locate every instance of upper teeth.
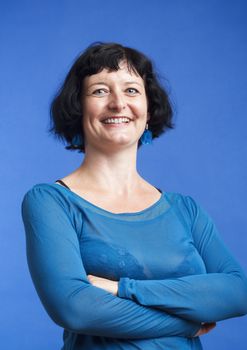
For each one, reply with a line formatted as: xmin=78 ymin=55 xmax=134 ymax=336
xmin=103 ymin=117 xmax=130 ymax=124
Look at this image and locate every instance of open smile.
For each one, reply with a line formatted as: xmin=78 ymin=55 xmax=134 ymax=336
xmin=101 ymin=116 xmax=132 ymax=124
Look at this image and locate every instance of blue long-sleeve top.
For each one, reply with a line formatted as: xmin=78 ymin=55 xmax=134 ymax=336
xmin=21 ymin=183 xmax=247 ymax=350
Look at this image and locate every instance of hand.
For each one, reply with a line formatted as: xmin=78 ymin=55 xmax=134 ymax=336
xmin=194 ymin=322 xmax=216 ymax=337
xmin=88 ymin=274 xmax=118 ymax=296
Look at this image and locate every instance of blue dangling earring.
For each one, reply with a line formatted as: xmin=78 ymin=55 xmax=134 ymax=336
xmin=71 ymin=134 xmax=83 ymax=147
xmin=140 ymin=123 xmax=153 ymax=145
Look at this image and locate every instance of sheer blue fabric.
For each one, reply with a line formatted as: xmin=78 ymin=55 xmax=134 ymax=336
xmin=21 ymin=183 xmax=247 ymax=350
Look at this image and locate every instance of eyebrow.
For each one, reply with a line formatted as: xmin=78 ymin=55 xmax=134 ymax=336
xmin=87 ymin=81 xmax=143 ymax=89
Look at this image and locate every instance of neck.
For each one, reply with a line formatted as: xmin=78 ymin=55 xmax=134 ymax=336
xmin=75 ymin=144 xmax=143 ymax=196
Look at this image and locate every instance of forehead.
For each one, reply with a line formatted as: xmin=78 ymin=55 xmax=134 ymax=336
xmin=84 ymin=62 xmax=144 ymax=87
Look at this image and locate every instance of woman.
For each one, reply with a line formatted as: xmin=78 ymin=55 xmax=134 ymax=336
xmin=22 ymin=42 xmax=247 ymax=350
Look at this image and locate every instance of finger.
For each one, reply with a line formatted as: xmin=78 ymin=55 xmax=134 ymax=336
xmin=201 ymin=322 xmax=216 ymax=335
xmin=204 ymin=322 xmax=216 ymax=331
xmin=87 ymin=275 xmax=95 ymax=283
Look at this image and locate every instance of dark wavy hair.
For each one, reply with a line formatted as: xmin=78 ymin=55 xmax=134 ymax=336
xmin=50 ymin=42 xmax=174 ymax=152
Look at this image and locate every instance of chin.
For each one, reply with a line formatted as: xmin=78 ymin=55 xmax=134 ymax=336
xmin=106 ymin=139 xmax=135 ymax=149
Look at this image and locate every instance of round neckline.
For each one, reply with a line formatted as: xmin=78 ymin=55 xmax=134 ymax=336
xmin=52 ymin=182 xmax=165 ymax=216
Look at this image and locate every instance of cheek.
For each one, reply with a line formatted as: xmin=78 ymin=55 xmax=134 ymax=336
xmin=134 ymin=99 xmax=148 ymax=117
xmin=82 ymin=102 xmax=98 ymax=131
xmin=83 ymin=100 xmax=95 ymax=118
xmin=82 ymin=100 xmax=105 ymax=136
xmin=83 ymin=98 xmax=106 ymax=119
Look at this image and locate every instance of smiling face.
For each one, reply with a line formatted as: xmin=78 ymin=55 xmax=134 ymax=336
xmin=81 ymin=61 xmax=149 ymax=152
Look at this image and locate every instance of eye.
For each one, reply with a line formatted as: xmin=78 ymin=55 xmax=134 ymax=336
xmin=92 ymin=88 xmax=109 ymax=96
xmin=126 ymin=87 xmax=139 ymax=95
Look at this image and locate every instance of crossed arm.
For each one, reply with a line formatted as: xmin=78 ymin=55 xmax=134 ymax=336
xmin=87 ymin=274 xmax=216 ymax=337
xmin=88 ymin=196 xmax=247 ymax=335
xmin=22 ymin=186 xmax=247 ymax=339
xmin=21 ymin=186 xmax=201 ymax=339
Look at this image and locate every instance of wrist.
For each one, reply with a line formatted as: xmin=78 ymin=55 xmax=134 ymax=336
xmin=114 ymin=281 xmax=118 ymax=296
xmin=192 ymin=323 xmax=202 ymax=338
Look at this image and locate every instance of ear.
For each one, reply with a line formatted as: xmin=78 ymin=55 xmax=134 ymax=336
xmin=147 ymin=112 xmax=151 ymax=122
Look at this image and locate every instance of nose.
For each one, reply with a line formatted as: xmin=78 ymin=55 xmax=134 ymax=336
xmin=108 ymin=90 xmax=126 ymax=111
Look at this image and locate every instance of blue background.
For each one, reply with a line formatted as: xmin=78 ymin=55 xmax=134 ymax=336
xmin=1 ymin=0 xmax=247 ymax=349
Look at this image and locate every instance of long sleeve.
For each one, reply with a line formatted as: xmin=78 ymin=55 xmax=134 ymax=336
xmin=21 ymin=186 xmax=201 ymax=339
xmin=118 ymin=194 xmax=247 ymax=323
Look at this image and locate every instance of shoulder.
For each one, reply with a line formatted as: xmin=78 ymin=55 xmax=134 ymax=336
xmin=165 ymin=191 xmax=198 ymax=211
xmin=21 ymin=183 xmax=69 ymax=213
xmin=165 ymin=191 xmax=217 ymax=238
xmin=23 ymin=182 xmax=66 ymax=198
xmin=164 ymin=191 xmax=207 ymax=227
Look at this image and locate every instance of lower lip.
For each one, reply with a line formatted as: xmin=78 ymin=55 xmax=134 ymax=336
xmin=102 ymin=122 xmax=131 ymax=127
